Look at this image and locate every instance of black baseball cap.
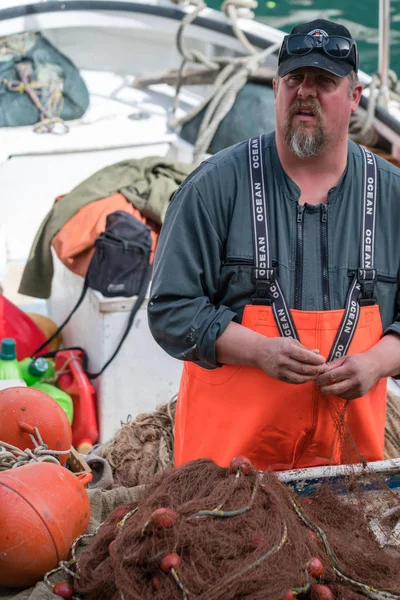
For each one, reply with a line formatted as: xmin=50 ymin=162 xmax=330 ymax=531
xmin=278 ymin=19 xmax=358 ymax=78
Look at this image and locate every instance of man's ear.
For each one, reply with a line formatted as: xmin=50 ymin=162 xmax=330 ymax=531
xmin=351 ymin=82 xmax=363 ymax=113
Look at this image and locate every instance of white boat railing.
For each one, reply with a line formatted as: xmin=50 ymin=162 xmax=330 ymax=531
xmin=277 ymin=458 xmax=400 ymax=497
xmin=277 ymin=457 xmax=400 ymax=484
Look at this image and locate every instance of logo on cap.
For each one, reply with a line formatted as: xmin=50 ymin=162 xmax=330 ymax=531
xmin=308 ymin=29 xmax=328 ymax=37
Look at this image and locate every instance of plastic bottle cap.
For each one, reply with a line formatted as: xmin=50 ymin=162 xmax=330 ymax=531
xmin=28 ymin=357 xmax=50 ymax=376
xmin=0 ymin=338 xmax=17 ymax=360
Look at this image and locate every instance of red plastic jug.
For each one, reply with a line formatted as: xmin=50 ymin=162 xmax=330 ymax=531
xmin=56 ymin=350 xmax=99 ymax=453
xmin=0 ymin=295 xmax=47 ymax=359
xmin=0 ymin=462 xmax=91 ymax=587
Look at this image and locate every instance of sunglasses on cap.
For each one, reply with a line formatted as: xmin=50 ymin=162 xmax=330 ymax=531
xmin=279 ymin=34 xmax=359 ymax=72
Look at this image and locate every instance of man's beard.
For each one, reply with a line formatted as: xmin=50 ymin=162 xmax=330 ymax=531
xmin=283 ymin=101 xmax=326 ymax=159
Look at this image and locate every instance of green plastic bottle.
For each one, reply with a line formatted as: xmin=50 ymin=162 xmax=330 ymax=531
xmin=19 ymin=357 xmax=55 ymax=386
xmin=32 ymin=382 xmax=74 ymax=425
xmin=0 ymin=338 xmax=23 ymax=382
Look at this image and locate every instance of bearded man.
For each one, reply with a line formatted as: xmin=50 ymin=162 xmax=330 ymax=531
xmin=148 ymin=19 xmax=400 ymax=471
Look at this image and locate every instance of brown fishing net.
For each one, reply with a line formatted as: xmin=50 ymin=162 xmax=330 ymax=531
xmin=385 ymin=391 xmax=400 ymax=460
xmin=98 ymin=398 xmax=176 ymax=487
xmin=74 ymin=456 xmax=400 ymax=600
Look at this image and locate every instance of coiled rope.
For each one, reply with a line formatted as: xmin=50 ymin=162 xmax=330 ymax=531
xmin=0 ymin=426 xmax=70 ymax=471
xmin=169 ymin=0 xmax=280 ymax=164
xmin=349 ymin=69 xmax=400 ymax=146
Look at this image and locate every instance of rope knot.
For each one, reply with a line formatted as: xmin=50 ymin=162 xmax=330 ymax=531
xmin=221 ymin=0 xmax=258 ymax=19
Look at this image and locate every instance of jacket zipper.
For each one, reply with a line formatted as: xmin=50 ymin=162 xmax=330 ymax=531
xmin=223 ymin=257 xmax=253 ymax=266
xmin=222 ymin=258 xmax=279 ymax=267
xmin=294 ymin=205 xmax=305 ymax=309
xmin=320 ymin=205 xmax=331 ymax=310
xmin=294 ymin=206 xmax=327 ymax=466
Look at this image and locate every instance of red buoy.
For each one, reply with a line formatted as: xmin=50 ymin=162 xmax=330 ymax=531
xmin=0 ymin=462 xmax=91 ymax=587
xmin=0 ymin=387 xmax=72 ymax=465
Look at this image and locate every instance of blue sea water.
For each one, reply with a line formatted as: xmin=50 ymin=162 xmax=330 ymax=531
xmin=208 ymin=0 xmax=400 ymax=76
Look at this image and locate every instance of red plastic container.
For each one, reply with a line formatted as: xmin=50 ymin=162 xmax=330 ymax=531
xmin=0 ymin=295 xmax=47 ymax=359
xmin=0 ymin=462 xmax=91 ymax=587
xmin=56 ymin=350 xmax=99 ymax=454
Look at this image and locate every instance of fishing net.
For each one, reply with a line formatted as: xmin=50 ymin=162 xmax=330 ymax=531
xmin=58 ymin=389 xmax=399 ymax=600
xmin=97 ymin=398 xmax=176 ymax=487
xmin=72 ymin=454 xmax=400 ymax=600
xmin=385 ymin=391 xmax=400 ymax=460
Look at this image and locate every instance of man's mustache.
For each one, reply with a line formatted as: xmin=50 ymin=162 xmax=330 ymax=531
xmin=288 ymin=101 xmax=322 ymax=120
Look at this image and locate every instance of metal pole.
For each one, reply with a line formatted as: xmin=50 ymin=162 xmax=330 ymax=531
xmin=378 ymin=0 xmax=391 ymax=107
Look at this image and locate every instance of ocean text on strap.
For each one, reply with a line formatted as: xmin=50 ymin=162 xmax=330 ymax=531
xmin=248 ymin=137 xmax=377 ymax=360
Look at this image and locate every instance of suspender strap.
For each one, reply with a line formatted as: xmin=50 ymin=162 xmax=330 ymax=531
xmin=328 ymin=146 xmax=378 ymax=361
xmin=359 ymin=145 xmax=378 ymax=304
xmin=248 ymin=139 xmax=378 ymax=357
xmin=248 ymin=136 xmax=300 ymax=341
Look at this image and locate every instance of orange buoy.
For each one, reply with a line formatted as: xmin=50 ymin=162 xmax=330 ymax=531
xmin=0 ymin=462 xmax=91 ymax=587
xmin=0 ymin=387 xmax=72 ymax=465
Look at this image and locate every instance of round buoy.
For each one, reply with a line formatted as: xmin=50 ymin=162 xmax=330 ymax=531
xmin=0 ymin=462 xmax=91 ymax=587
xmin=0 ymin=387 xmax=72 ymax=465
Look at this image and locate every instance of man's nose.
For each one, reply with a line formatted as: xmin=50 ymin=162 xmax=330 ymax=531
xmin=297 ymin=78 xmax=317 ymax=98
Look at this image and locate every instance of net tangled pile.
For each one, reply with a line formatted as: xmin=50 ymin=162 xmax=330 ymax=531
xmin=73 ymin=457 xmax=400 ymax=600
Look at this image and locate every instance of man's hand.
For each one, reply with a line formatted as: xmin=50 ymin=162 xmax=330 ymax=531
xmin=256 ymin=337 xmax=326 ymax=384
xmin=314 ymin=353 xmax=380 ymax=400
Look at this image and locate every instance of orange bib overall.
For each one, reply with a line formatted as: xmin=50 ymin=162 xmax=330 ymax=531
xmin=175 ymin=139 xmax=387 ymax=471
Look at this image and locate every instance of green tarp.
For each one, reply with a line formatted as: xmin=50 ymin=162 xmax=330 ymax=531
xmin=0 ymin=32 xmax=89 ymax=127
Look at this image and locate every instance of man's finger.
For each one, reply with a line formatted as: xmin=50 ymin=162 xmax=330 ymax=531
xmin=286 ymin=359 xmax=327 ymax=377
xmin=282 ymin=371 xmax=315 ymax=385
xmin=315 ymin=369 xmax=347 ymax=387
xmin=324 ymin=356 xmax=347 ymax=370
xmin=320 ymin=380 xmax=352 ymax=397
xmin=314 ymin=360 xmax=349 ymax=386
xmin=298 ymin=343 xmax=320 ymax=354
xmin=289 ymin=343 xmax=326 ymax=365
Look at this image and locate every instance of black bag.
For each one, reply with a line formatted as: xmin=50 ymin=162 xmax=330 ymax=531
xmin=87 ymin=211 xmax=152 ymax=297
xmin=33 ymin=211 xmax=153 ymax=379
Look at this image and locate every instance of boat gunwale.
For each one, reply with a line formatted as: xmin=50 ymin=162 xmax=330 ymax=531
xmin=0 ymin=0 xmax=281 ymax=51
